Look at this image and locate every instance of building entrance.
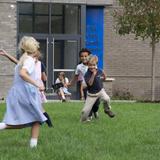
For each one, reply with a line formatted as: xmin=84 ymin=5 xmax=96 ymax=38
xmin=35 ymin=35 xmax=80 ymax=95
xmin=18 ymin=2 xmax=84 ymax=98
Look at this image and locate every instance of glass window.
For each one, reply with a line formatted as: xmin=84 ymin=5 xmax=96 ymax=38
xmin=34 ymin=3 xmax=49 ymax=14
xmin=51 ymin=4 xmax=63 ymax=15
xmin=19 ymin=15 xmax=33 ymax=33
xmin=34 ymin=16 xmax=49 ymax=33
xmin=64 ymin=5 xmax=80 ymax=34
xmin=51 ymin=4 xmax=63 ymax=34
xmin=51 ymin=4 xmax=80 ymax=34
xmin=18 ymin=3 xmax=81 ymax=34
xmin=34 ymin=3 xmax=49 ymax=33
xmin=51 ymin=16 xmax=63 ymax=33
xmin=19 ymin=3 xmax=33 ymax=14
xmin=54 ymin=40 xmax=78 ymax=69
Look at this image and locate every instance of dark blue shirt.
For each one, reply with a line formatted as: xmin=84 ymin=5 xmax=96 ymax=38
xmin=84 ymin=69 xmax=104 ymax=94
xmin=41 ymin=62 xmax=46 ymax=73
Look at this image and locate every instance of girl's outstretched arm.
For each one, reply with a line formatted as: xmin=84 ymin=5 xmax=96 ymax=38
xmin=0 ymin=49 xmax=18 ymax=64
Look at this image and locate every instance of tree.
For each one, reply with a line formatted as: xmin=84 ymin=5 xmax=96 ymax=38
xmin=114 ymin=0 xmax=160 ymax=101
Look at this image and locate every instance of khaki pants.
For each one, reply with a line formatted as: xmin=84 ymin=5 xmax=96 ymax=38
xmin=81 ymin=88 xmax=111 ymax=122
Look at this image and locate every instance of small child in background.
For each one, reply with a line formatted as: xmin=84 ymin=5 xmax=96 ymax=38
xmin=34 ymin=53 xmax=53 ymax=127
xmin=55 ymin=72 xmax=71 ymax=102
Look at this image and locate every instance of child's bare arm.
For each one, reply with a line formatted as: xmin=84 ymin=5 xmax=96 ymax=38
xmin=88 ymin=69 xmax=97 ymax=86
xmin=101 ymin=70 xmax=106 ymax=81
xmin=20 ymin=68 xmax=44 ymax=91
xmin=41 ymin=71 xmax=47 ymax=82
xmin=0 ymin=49 xmax=18 ymax=64
xmin=69 ymin=75 xmax=78 ymax=86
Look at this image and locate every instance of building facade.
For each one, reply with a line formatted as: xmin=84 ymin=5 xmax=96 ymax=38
xmin=0 ymin=0 xmax=160 ymax=100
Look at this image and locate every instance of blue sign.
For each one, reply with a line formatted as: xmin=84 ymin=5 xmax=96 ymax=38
xmin=86 ymin=6 xmax=104 ymax=69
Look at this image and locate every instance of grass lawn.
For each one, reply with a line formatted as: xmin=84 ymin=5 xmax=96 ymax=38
xmin=0 ymin=102 xmax=160 ymax=160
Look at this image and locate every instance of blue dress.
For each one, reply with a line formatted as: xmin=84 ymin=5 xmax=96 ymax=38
xmin=3 ymin=56 xmax=47 ymax=126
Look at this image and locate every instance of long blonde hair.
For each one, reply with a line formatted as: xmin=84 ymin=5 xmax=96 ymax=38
xmin=18 ymin=36 xmax=39 ymax=67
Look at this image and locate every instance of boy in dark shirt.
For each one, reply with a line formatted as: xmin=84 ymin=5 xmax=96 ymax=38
xmin=81 ymin=55 xmax=115 ymax=122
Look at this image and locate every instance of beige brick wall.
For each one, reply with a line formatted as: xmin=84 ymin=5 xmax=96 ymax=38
xmin=0 ymin=1 xmax=17 ymax=98
xmin=104 ymin=4 xmax=160 ymax=100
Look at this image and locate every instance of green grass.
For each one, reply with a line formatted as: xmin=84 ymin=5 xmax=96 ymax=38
xmin=0 ymin=102 xmax=160 ymax=160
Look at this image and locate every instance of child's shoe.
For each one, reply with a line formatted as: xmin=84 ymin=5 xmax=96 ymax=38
xmin=30 ymin=138 xmax=38 ymax=148
xmin=62 ymin=98 xmax=66 ymax=102
xmin=0 ymin=122 xmax=7 ymax=130
xmin=104 ymin=109 xmax=115 ymax=118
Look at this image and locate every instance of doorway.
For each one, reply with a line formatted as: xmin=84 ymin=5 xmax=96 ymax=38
xmin=18 ymin=2 xmax=85 ymax=99
xmin=30 ymin=35 xmax=80 ymax=97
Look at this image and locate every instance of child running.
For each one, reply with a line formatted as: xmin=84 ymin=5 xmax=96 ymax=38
xmin=81 ymin=55 xmax=115 ymax=122
xmin=0 ymin=49 xmax=53 ymax=127
xmin=0 ymin=36 xmax=47 ymax=148
xmin=70 ymin=48 xmax=100 ymax=120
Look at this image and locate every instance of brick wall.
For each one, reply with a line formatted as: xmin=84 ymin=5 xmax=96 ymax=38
xmin=104 ymin=3 xmax=160 ymax=100
xmin=0 ymin=1 xmax=17 ymax=98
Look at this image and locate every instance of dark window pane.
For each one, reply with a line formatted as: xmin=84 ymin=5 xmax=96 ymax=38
xmin=51 ymin=16 xmax=63 ymax=33
xmin=19 ymin=15 xmax=32 ymax=33
xmin=38 ymin=40 xmax=47 ymax=67
xmin=51 ymin=4 xmax=63 ymax=15
xmin=34 ymin=16 xmax=49 ymax=33
xmin=51 ymin=4 xmax=80 ymax=34
xmin=64 ymin=5 xmax=80 ymax=34
xmin=34 ymin=3 xmax=49 ymax=15
xmin=19 ymin=3 xmax=32 ymax=14
xmin=54 ymin=40 xmax=77 ymax=69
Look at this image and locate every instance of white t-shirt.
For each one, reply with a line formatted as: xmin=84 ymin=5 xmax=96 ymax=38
xmin=75 ymin=63 xmax=88 ymax=81
xmin=55 ymin=77 xmax=69 ymax=84
xmin=22 ymin=56 xmax=35 ymax=75
xmin=75 ymin=63 xmax=88 ymax=86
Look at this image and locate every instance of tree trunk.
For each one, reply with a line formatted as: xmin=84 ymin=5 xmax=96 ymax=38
xmin=151 ymin=41 xmax=156 ymax=101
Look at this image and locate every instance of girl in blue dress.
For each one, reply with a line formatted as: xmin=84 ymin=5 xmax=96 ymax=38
xmin=0 ymin=36 xmax=47 ymax=148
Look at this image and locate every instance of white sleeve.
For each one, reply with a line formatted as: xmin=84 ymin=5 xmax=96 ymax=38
xmin=55 ymin=78 xmax=60 ymax=84
xmin=75 ymin=65 xmax=79 ymax=75
xmin=65 ymin=77 xmax=69 ymax=83
xmin=22 ymin=57 xmax=35 ymax=74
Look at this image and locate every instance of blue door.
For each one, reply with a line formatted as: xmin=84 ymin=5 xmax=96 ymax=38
xmin=86 ymin=6 xmax=104 ymax=69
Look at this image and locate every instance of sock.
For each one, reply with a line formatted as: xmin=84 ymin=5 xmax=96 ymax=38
xmin=62 ymin=95 xmax=65 ymax=99
xmin=30 ymin=138 xmax=38 ymax=148
xmin=43 ymin=112 xmax=53 ymax=127
xmin=0 ymin=122 xmax=7 ymax=130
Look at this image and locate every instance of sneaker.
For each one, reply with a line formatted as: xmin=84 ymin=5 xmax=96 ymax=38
xmin=84 ymin=118 xmax=91 ymax=123
xmin=88 ymin=116 xmax=93 ymax=121
xmin=104 ymin=110 xmax=115 ymax=118
xmin=80 ymin=96 xmax=84 ymax=101
xmin=0 ymin=122 xmax=7 ymax=130
xmin=43 ymin=112 xmax=53 ymax=128
xmin=62 ymin=99 xmax=66 ymax=102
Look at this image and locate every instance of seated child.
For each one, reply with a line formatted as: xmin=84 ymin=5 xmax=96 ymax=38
xmin=55 ymin=72 xmax=71 ymax=102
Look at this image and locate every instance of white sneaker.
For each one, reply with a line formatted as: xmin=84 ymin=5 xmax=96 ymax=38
xmin=88 ymin=116 xmax=93 ymax=121
xmin=0 ymin=122 xmax=7 ymax=130
xmin=30 ymin=138 xmax=38 ymax=148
